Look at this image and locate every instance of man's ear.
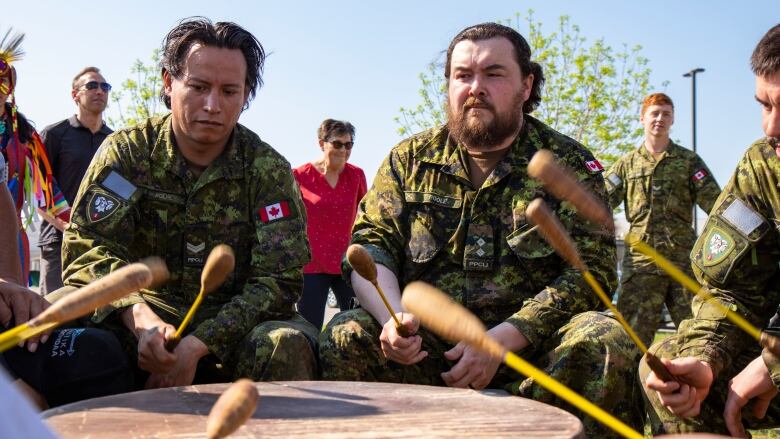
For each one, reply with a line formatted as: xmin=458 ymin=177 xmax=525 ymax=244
xmin=163 ymin=70 xmax=173 ymax=96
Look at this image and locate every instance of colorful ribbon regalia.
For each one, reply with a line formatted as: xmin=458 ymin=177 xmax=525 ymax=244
xmin=1 ymin=28 xmax=70 ymax=283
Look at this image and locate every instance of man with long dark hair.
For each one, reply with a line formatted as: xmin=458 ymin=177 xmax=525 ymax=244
xmin=61 ymin=18 xmax=317 ymax=389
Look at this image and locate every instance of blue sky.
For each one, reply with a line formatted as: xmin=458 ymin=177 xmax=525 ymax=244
xmin=5 ymin=1 xmax=777 ymax=195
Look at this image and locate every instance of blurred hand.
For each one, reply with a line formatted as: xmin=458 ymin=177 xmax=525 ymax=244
xmin=146 ymin=335 xmax=207 ymax=389
xmin=0 ymin=278 xmax=52 ymax=352
xmin=441 ymin=341 xmax=501 ymax=389
xmin=136 ymin=323 xmax=177 ymax=374
xmin=724 ymin=356 xmax=779 ymax=438
xmin=379 ymin=312 xmax=427 ymax=365
xmin=645 ymin=356 xmax=713 ymax=418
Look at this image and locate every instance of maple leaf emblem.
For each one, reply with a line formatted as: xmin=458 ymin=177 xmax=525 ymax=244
xmin=269 ymin=206 xmax=280 ymax=216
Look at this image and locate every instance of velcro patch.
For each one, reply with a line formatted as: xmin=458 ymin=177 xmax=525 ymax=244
xmin=87 ymin=192 xmax=120 ymax=223
xmin=100 ymin=170 xmax=137 ymax=201
xmin=606 ymin=173 xmax=622 ymax=188
xmin=722 ymin=198 xmax=763 ymax=236
xmin=258 ymin=201 xmax=292 ymax=223
xmin=585 ymin=159 xmax=604 ymax=173
xmin=692 ymin=169 xmax=708 ymax=182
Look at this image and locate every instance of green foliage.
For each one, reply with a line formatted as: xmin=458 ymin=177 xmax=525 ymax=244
xmin=395 ymin=10 xmax=666 ymax=168
xmin=108 ymin=49 xmax=166 ymax=129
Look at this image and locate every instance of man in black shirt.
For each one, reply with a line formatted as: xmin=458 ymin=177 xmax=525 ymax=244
xmin=38 ymin=67 xmax=113 ymax=295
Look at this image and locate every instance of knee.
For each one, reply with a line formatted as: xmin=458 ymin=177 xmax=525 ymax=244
xmin=561 ymin=312 xmax=639 ymax=362
xmin=236 ymin=322 xmax=317 ymax=380
xmin=319 ymin=309 xmax=375 ymax=352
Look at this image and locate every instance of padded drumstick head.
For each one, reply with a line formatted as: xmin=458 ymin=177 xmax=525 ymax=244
xmin=347 ymin=244 xmax=377 ymax=282
xmin=30 ymin=257 xmax=169 ymax=326
xmin=402 ymin=281 xmax=505 ymax=359
xmin=201 ymin=245 xmax=235 ymax=295
xmin=206 ymin=379 xmax=259 ymax=439
xmin=528 ymin=150 xmax=614 ymax=232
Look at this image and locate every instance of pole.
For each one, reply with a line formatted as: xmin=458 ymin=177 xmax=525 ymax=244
xmin=683 ymin=68 xmax=705 ymax=234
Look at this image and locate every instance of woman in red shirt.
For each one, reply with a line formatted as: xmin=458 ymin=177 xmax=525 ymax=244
xmin=294 ymin=119 xmax=367 ymax=329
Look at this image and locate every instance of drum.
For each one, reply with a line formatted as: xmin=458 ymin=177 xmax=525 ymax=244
xmin=43 ymin=381 xmax=584 ymax=438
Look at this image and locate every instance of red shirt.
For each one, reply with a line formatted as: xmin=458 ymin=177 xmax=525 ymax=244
xmin=294 ymin=162 xmax=367 ymax=274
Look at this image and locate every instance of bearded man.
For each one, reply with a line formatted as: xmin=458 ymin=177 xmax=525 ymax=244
xmin=318 ymin=22 xmax=642 ymax=438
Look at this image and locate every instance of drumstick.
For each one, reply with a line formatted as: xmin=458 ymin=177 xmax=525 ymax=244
xmin=527 ymin=150 xmax=615 ymax=232
xmin=525 ymin=199 xmax=684 ymax=384
xmin=624 ymin=233 xmax=780 ymax=356
xmin=401 ymin=281 xmax=643 ymax=439
xmin=347 ymin=244 xmax=412 ymax=337
xmin=166 ymin=245 xmax=235 ymax=351
xmin=206 ymin=378 xmax=259 ymax=439
xmin=0 ymin=257 xmax=169 ymax=353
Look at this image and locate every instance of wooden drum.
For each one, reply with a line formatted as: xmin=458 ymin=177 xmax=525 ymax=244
xmin=43 ymin=381 xmax=584 ymax=438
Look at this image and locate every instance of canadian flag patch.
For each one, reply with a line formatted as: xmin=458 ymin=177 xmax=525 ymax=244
xmin=258 ymin=201 xmax=291 ymax=223
xmin=692 ymin=169 xmax=708 ymax=182
xmin=585 ymin=159 xmax=604 ymax=173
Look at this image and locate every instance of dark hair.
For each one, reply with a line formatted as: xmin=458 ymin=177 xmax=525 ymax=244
xmin=72 ymin=66 xmax=101 ymax=89
xmin=317 ymin=119 xmax=355 ymax=141
xmin=3 ymin=102 xmax=34 ymax=144
xmin=444 ymin=22 xmax=544 ymax=113
xmin=752 ymin=24 xmax=780 ymax=77
xmin=159 ymin=17 xmax=265 ymax=109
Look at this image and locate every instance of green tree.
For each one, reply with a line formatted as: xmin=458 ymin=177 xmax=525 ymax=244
xmin=395 ymin=11 xmax=665 ymax=167
xmin=108 ymin=49 xmax=166 ymax=129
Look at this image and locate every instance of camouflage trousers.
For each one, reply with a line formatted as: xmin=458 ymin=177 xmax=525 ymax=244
xmin=617 ymin=266 xmax=694 ymax=348
xmin=108 ymin=313 xmax=318 ymax=387
xmin=320 ymin=309 xmax=643 ymax=438
xmin=640 ymin=333 xmax=780 ymax=435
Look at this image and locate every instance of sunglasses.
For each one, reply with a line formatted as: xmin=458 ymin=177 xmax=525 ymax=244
xmin=81 ymin=81 xmax=112 ymax=92
xmin=328 ymin=140 xmax=354 ymax=150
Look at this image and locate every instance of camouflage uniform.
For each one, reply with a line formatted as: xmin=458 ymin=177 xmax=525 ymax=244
xmin=61 ymin=115 xmax=318 ymax=384
xmin=639 ymin=138 xmax=780 ymax=434
xmin=605 ymin=142 xmax=720 ymax=346
xmin=320 ymin=117 xmax=643 ymax=438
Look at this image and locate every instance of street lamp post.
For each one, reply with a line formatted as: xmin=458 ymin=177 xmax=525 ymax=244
xmin=683 ymin=67 xmax=705 ymax=234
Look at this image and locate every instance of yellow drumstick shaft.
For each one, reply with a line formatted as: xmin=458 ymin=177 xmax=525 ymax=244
xmin=173 ymin=288 xmax=206 ymax=341
xmin=503 ymin=351 xmax=642 ymax=439
xmin=0 ymin=322 xmax=58 ymax=353
xmin=373 ymin=281 xmax=403 ymax=328
xmin=626 ymin=234 xmax=761 ymax=341
xmin=582 ymin=271 xmax=648 ymax=353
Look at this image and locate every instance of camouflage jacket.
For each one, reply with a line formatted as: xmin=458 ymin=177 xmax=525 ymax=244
xmin=679 ymin=138 xmax=780 ymax=383
xmin=345 ymin=116 xmax=617 ymax=348
xmin=605 ymin=142 xmax=720 ymax=270
xmin=62 ymin=115 xmax=310 ymax=362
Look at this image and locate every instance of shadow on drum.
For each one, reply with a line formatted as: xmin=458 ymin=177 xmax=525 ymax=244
xmin=273 ymin=382 xmax=371 ymax=401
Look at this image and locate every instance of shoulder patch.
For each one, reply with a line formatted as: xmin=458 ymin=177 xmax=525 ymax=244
xmin=702 ymin=226 xmax=736 ymax=267
xmin=258 ymin=200 xmax=293 ymax=223
xmin=584 ymin=159 xmax=604 ymax=173
xmin=87 ymin=192 xmax=121 ymax=223
xmin=691 ymin=168 xmax=708 ymax=182
xmin=722 ymin=197 xmax=764 ymax=236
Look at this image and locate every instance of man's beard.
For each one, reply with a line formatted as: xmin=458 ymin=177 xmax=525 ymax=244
xmin=768 ymin=136 xmax=780 ymax=157
xmin=447 ymin=92 xmax=525 ymax=149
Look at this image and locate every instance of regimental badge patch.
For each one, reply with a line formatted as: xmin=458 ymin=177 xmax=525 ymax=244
xmin=258 ymin=201 xmax=292 ymax=223
xmin=87 ymin=192 xmax=120 ymax=223
xmin=585 ymin=159 xmax=604 ymax=173
xmin=703 ymin=226 xmax=735 ymax=266
xmin=692 ymin=168 xmax=708 ymax=182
